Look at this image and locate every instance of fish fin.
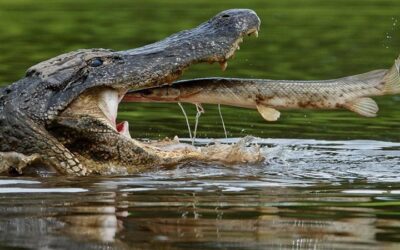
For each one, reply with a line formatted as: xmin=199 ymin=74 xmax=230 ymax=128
xmin=344 ymin=97 xmax=379 ymax=117
xmin=256 ymin=104 xmax=280 ymax=121
xmin=382 ymin=55 xmax=400 ymax=95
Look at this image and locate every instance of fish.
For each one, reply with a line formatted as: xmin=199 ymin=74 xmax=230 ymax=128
xmin=123 ymin=56 xmax=400 ymax=121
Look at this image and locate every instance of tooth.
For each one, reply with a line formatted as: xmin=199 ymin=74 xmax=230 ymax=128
xmin=219 ymin=61 xmax=227 ymax=71
xmin=238 ymin=37 xmax=243 ymax=43
xmin=118 ymin=121 xmax=132 ymax=139
xmin=237 ymin=45 xmax=240 ymax=50
xmin=254 ymin=30 xmax=259 ymax=38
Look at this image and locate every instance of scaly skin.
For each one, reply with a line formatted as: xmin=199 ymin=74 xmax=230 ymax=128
xmin=0 ymin=9 xmax=261 ymax=176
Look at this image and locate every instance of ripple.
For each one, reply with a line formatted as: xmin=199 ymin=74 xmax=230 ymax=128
xmin=0 ymin=188 xmax=88 ymax=193
xmin=169 ymin=137 xmax=400 ymax=184
xmin=0 ymin=179 xmax=40 ymax=185
xmin=342 ymin=189 xmax=388 ymax=194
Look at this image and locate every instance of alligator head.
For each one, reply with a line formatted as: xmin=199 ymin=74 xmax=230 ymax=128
xmin=0 ymin=9 xmax=260 ymax=175
xmin=31 ymin=9 xmax=259 ymax=134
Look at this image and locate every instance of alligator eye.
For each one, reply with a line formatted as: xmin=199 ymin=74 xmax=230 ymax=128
xmin=90 ymin=58 xmax=103 ymax=67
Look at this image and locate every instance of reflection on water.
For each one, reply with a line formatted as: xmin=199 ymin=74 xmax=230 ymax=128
xmin=0 ymin=139 xmax=400 ymax=249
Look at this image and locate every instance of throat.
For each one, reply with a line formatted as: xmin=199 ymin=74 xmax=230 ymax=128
xmin=59 ymin=87 xmax=131 ymax=138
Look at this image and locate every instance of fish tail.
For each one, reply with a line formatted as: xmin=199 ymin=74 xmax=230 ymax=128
xmin=382 ymin=55 xmax=400 ymax=95
xmin=343 ymin=55 xmax=400 ymax=118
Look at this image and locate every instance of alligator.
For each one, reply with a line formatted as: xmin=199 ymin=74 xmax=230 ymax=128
xmin=0 ymin=9 xmax=261 ymax=176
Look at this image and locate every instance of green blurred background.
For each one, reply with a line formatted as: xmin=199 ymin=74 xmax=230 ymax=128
xmin=0 ymin=0 xmax=399 ymax=140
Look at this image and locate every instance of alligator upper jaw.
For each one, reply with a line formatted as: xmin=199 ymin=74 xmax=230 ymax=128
xmin=88 ymin=9 xmax=261 ymax=91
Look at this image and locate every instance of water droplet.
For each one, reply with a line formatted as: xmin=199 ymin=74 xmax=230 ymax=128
xmin=383 ymin=18 xmax=397 ymax=48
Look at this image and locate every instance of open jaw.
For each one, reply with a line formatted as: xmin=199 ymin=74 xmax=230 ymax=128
xmin=58 ymin=9 xmax=260 ymax=139
xmin=90 ymin=29 xmax=258 ymax=139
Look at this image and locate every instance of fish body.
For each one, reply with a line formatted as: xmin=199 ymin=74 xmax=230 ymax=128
xmin=124 ymin=57 xmax=400 ymax=121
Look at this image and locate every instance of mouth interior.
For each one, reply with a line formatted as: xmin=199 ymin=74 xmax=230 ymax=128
xmin=61 ymin=27 xmax=259 ymax=139
xmin=95 ymin=88 xmax=132 ymax=138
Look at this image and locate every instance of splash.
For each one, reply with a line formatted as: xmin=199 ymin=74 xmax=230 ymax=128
xmin=145 ymin=105 xmax=266 ymax=168
xmin=153 ymin=136 xmax=266 ymax=165
xmin=178 ymin=103 xmax=227 ymax=145
xmin=177 ymin=103 xmax=205 ymax=145
xmin=178 ymin=102 xmax=228 ymax=145
xmin=199 ymin=136 xmax=264 ymax=164
xmin=218 ymin=104 xmax=228 ymax=138
xmin=193 ymin=103 xmax=204 ymax=145
xmin=384 ymin=17 xmax=398 ymax=49
xmin=178 ymin=102 xmax=192 ymax=139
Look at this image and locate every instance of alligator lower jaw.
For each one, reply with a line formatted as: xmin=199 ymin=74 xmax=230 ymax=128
xmin=60 ymin=30 xmax=259 ymax=138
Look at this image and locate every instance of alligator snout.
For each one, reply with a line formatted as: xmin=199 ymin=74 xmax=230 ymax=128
xmin=209 ymin=9 xmax=261 ymax=37
xmin=109 ymin=8 xmax=261 ymax=90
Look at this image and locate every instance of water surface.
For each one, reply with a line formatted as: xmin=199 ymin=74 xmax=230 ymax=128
xmin=1 ymin=139 xmax=400 ymax=249
xmin=0 ymin=0 xmax=400 ymax=249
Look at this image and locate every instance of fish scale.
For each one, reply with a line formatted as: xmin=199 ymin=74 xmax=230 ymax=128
xmin=125 ymin=56 xmax=400 ymax=121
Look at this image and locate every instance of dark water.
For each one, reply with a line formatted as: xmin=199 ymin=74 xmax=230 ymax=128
xmin=1 ymin=0 xmax=400 ymax=249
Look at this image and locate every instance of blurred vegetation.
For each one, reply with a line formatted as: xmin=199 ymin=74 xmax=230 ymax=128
xmin=0 ymin=0 xmax=399 ymax=141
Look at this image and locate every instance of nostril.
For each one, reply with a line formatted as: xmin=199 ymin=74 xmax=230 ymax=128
xmin=222 ymin=14 xmax=230 ymax=18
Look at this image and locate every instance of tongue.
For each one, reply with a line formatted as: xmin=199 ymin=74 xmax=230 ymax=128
xmin=116 ymin=121 xmax=132 ymax=139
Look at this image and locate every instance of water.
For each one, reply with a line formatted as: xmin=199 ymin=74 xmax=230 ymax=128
xmin=1 ymin=139 xmax=400 ymax=249
xmin=1 ymin=0 xmax=400 ymax=249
